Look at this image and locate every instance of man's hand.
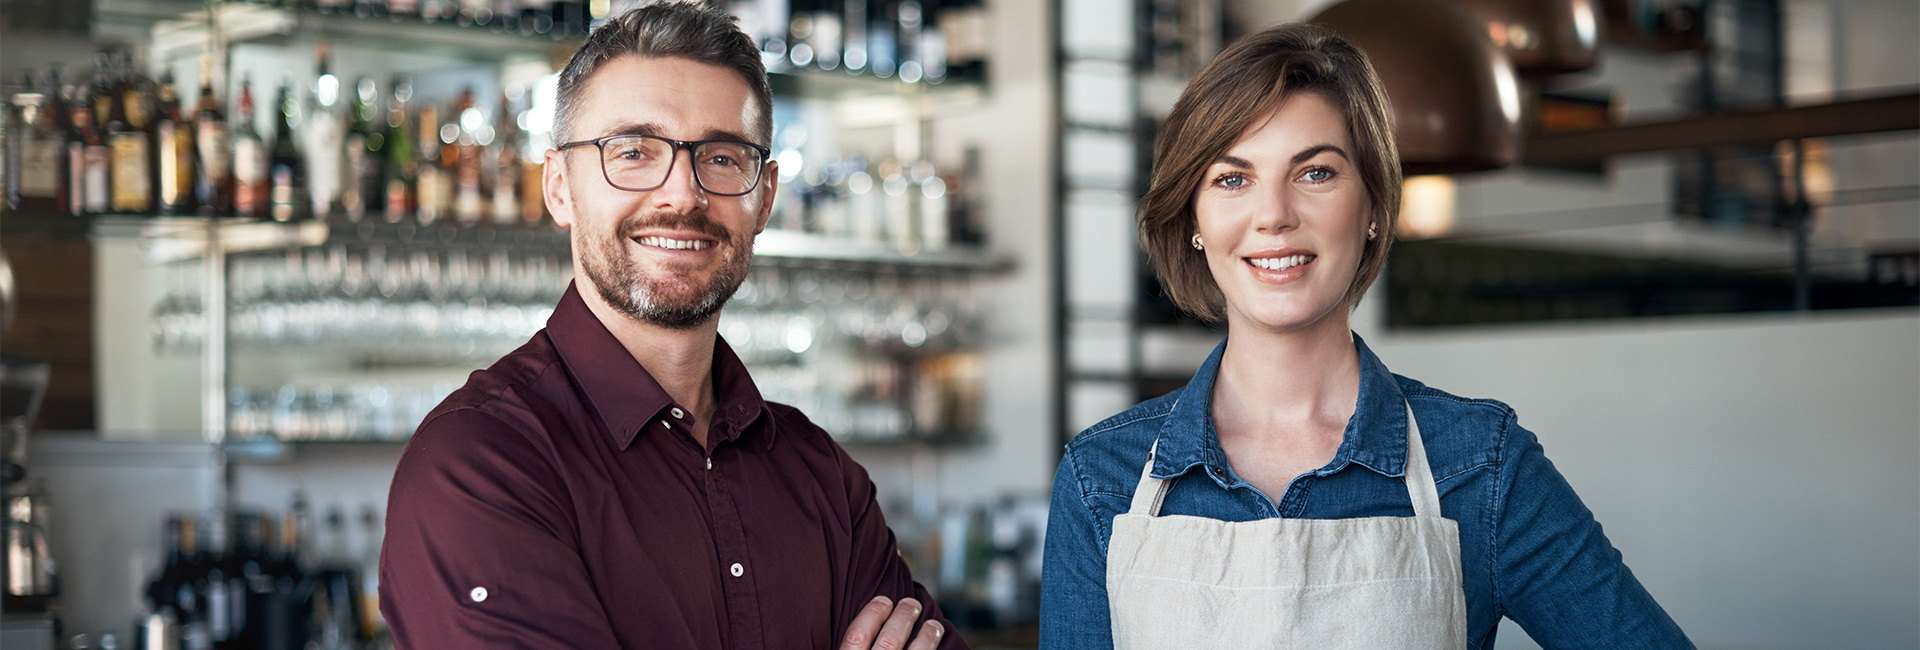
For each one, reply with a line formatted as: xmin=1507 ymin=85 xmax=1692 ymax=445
xmin=839 ymin=596 xmax=945 ymax=650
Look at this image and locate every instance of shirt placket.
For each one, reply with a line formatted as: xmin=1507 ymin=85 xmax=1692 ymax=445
xmin=702 ymin=426 xmax=765 ymax=649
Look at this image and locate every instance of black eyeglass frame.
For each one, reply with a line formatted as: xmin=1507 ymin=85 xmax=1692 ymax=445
xmin=556 ymin=134 xmax=774 ymax=197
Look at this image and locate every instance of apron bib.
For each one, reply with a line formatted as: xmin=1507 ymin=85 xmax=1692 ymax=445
xmin=1106 ymin=404 xmax=1467 ymax=649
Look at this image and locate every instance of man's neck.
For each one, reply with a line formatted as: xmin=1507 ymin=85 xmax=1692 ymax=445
xmin=576 ymin=283 xmax=720 ymax=446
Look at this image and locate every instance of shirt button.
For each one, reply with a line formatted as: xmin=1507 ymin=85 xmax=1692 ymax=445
xmin=671 ymin=407 xmax=685 ymax=419
xmin=705 ymin=457 xmax=713 ymax=471
xmin=729 ymin=563 xmax=744 ymax=577
xmin=470 ymin=587 xmax=488 ymax=603
xmin=1211 ymin=467 xmax=1226 ymax=477
xmin=661 ymin=420 xmax=672 ymax=430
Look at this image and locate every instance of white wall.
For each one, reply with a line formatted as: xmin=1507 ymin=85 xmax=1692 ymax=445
xmin=1354 ymin=294 xmax=1920 ymax=648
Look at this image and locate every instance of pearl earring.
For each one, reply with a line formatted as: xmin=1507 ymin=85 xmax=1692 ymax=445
xmin=1367 ymin=222 xmax=1378 ymax=241
xmin=1191 ymin=233 xmax=1204 ymax=250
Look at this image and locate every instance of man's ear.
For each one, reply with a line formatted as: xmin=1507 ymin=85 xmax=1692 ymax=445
xmin=545 ymin=149 xmax=574 ymax=228
xmin=753 ymin=160 xmax=779 ymax=235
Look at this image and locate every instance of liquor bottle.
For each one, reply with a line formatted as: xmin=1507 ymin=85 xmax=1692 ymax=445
xmin=342 ymin=77 xmax=385 ymax=222
xmin=420 ymin=0 xmax=453 ymax=22
xmin=387 ymin=0 xmax=419 ymax=19
xmin=141 ymin=515 xmax=191 ymax=650
xmin=519 ymin=0 xmax=554 ymax=34
xmin=194 ymin=56 xmax=234 ymax=216
xmin=452 ymin=88 xmax=485 ymax=226
xmin=895 ymin=0 xmax=924 ymax=82
xmin=867 ymin=0 xmax=899 ymax=78
xmin=305 ymin=46 xmax=345 ymax=219
xmin=309 ymin=507 xmax=363 ymax=650
xmin=842 ymin=0 xmax=869 ymax=72
xmin=264 ymin=511 xmax=310 ymax=650
xmin=232 ymin=78 xmax=269 ymax=219
xmin=458 ymin=0 xmax=492 ymax=26
xmin=231 ymin=513 xmax=273 ymax=650
xmin=8 ymin=70 xmax=67 ymax=214
xmin=414 ymin=101 xmax=449 ymax=225
xmin=68 ymin=86 xmax=109 ymax=216
xmin=487 ymin=90 xmax=521 ymax=226
xmin=382 ymin=79 xmax=416 ymax=222
xmin=491 ymin=0 xmax=520 ymax=31
xmin=154 ymin=70 xmax=197 ymax=215
xmin=179 ymin=516 xmax=216 ymax=649
xmin=356 ymin=507 xmax=386 ymax=641
xmin=106 ymin=50 xmax=154 ymax=215
xmin=268 ymin=79 xmax=307 ymax=221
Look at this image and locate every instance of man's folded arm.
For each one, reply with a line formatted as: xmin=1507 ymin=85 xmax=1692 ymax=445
xmin=835 ymin=440 xmax=970 ymax=650
xmin=380 ymin=408 xmax=621 ymax=649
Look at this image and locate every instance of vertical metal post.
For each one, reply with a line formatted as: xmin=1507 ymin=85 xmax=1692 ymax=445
xmin=201 ymin=220 xmax=230 ymax=517
xmin=1789 ymin=139 xmax=1811 ymax=311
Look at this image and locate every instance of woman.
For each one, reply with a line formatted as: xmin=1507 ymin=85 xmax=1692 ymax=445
xmin=1039 ymin=23 xmax=1691 ymax=649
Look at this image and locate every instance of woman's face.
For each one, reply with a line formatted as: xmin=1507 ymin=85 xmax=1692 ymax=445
xmin=1193 ymin=92 xmax=1373 ymax=335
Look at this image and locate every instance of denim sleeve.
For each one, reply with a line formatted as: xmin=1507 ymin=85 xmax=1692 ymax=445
xmin=1039 ymin=447 xmax=1115 ymax=650
xmin=1492 ymin=414 xmax=1694 ymax=649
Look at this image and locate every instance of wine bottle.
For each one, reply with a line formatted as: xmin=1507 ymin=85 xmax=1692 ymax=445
xmin=263 ymin=511 xmax=309 ymax=650
xmin=306 ymin=46 xmax=345 ymax=220
xmin=7 ymin=70 xmax=67 ymax=214
xmin=194 ymin=56 xmax=234 ymax=216
xmin=155 ymin=70 xmax=197 ymax=215
xmin=452 ymin=88 xmax=484 ymax=227
xmin=488 ymin=90 xmax=521 ymax=226
xmin=842 ymin=0 xmax=869 ymax=72
xmin=232 ymin=78 xmax=269 ymax=219
xmin=68 ymin=85 xmax=108 ymax=216
xmin=357 ymin=507 xmax=386 ymax=641
xmin=268 ymin=79 xmax=307 ymax=221
xmin=414 ymin=101 xmax=449 ymax=225
xmin=342 ymin=77 xmax=386 ymax=222
xmin=382 ymin=79 xmax=416 ymax=223
xmin=106 ymin=50 xmax=154 ymax=215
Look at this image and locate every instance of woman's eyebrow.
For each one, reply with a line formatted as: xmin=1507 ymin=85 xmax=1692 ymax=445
xmin=1291 ymin=144 xmax=1349 ymax=165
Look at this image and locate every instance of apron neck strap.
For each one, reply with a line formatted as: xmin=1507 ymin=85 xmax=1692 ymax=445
xmin=1128 ymin=439 xmax=1170 ymax=516
xmin=1127 ymin=407 xmax=1442 ymax=519
xmin=1403 ymin=404 xmax=1443 ymax=518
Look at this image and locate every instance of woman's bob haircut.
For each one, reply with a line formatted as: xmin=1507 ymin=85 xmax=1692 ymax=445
xmin=1139 ymin=22 xmax=1401 ymax=322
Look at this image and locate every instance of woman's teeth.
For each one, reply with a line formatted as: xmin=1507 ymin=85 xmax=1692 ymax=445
xmin=1248 ymin=254 xmax=1313 ymax=271
xmin=637 ymin=236 xmax=712 ymax=251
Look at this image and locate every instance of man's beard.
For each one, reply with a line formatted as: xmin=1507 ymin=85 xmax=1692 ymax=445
xmin=579 ymin=209 xmax=753 ymax=330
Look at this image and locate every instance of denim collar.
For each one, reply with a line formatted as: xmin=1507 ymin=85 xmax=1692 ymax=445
xmin=1150 ymin=332 xmax=1410 ymax=487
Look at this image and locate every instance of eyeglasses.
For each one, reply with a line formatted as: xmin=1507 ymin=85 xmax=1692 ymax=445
xmin=557 ymin=134 xmax=772 ymax=197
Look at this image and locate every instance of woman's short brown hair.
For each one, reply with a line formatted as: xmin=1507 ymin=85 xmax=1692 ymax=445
xmin=1140 ymin=22 xmax=1401 ymax=322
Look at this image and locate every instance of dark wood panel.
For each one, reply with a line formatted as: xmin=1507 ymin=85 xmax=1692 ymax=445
xmin=2 ymin=234 xmax=95 ymax=430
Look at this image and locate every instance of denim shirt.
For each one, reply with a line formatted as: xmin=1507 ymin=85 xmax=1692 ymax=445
xmin=1040 ymin=335 xmax=1692 ymax=649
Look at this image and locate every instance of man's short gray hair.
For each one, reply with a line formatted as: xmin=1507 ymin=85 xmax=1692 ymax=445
xmin=552 ymin=1 xmax=773 ymax=144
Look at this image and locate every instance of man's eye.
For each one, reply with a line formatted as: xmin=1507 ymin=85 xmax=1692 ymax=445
xmin=614 ymin=148 xmax=646 ymax=161
xmin=705 ymin=155 xmax=737 ymax=167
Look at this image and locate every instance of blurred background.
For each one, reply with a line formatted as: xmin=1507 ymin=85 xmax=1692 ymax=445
xmin=0 ymin=0 xmax=1913 ymax=648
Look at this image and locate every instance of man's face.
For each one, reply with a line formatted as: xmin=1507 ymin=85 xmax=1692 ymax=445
xmin=546 ymin=55 xmax=774 ymax=330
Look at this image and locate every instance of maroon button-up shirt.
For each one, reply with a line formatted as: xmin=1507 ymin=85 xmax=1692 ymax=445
xmin=381 ymin=284 xmax=965 ymax=649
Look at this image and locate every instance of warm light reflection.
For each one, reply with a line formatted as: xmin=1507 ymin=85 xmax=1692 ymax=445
xmin=1399 ymin=175 xmax=1457 ymax=239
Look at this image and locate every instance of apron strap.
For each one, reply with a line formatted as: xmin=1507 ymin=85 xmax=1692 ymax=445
xmin=1127 ymin=439 xmax=1170 ymax=517
xmin=1402 ymin=404 xmax=1443 ymax=519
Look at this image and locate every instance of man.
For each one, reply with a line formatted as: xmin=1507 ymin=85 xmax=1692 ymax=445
xmin=379 ymin=4 xmax=960 ymax=649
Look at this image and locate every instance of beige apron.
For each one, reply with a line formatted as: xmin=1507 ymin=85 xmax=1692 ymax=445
xmin=1106 ymin=405 xmax=1467 ymax=649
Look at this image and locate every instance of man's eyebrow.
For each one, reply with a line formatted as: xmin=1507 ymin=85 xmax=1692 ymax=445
xmin=595 ymin=121 xmax=663 ymax=139
xmin=701 ymin=128 xmax=758 ymax=145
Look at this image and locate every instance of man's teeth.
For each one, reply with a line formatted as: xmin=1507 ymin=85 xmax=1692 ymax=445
xmin=1248 ymin=254 xmax=1313 ymax=271
xmin=637 ymin=236 xmax=712 ymax=251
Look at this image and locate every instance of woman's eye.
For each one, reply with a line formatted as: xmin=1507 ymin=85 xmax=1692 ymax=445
xmin=1300 ymin=167 xmax=1335 ymax=183
xmin=1213 ymin=173 xmax=1248 ymax=189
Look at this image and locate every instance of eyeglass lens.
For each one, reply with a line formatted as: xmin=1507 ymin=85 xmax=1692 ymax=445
xmin=601 ymin=136 xmax=764 ymax=196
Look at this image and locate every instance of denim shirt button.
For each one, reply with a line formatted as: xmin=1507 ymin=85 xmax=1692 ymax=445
xmin=1211 ymin=466 xmax=1225 ymax=477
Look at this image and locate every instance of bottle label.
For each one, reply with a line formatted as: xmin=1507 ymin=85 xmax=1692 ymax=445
xmin=84 ymin=145 xmax=111 ymax=213
xmin=124 ymin=91 xmax=149 ymax=129
xmin=234 ymin=139 xmax=265 ymax=185
xmin=19 ymin=140 xmax=62 ymax=197
xmin=159 ymin=121 xmax=193 ymax=207
xmin=68 ymin=143 xmax=86 ymax=215
xmin=197 ymin=120 xmax=231 ymax=181
xmin=109 ymin=132 xmax=152 ymax=212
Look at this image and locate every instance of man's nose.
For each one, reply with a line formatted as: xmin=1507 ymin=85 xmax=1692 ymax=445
xmin=648 ymin=147 xmax=708 ymax=212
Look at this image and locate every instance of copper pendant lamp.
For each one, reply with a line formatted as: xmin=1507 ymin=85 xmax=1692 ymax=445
xmin=1311 ymin=0 xmax=1523 ymax=174
xmin=1449 ymin=0 xmax=1603 ymax=74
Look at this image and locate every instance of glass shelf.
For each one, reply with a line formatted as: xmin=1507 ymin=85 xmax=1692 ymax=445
xmin=90 ymin=215 xmax=1014 ymax=272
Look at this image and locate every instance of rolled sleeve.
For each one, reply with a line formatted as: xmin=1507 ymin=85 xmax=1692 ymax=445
xmin=380 ymin=408 xmax=621 ymax=649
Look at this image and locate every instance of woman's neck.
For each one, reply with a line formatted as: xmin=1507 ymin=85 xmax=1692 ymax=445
xmin=1213 ymin=309 xmax=1362 ymax=443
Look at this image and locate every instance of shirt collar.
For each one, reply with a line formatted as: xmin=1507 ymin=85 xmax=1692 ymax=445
xmin=546 ymin=283 xmax=772 ymax=451
xmin=1152 ymin=332 xmax=1410 ymax=486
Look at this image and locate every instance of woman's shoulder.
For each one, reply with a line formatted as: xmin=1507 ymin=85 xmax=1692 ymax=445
xmin=1058 ymin=391 xmax=1180 ymax=491
xmin=1391 ymin=373 xmax=1537 ymax=476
